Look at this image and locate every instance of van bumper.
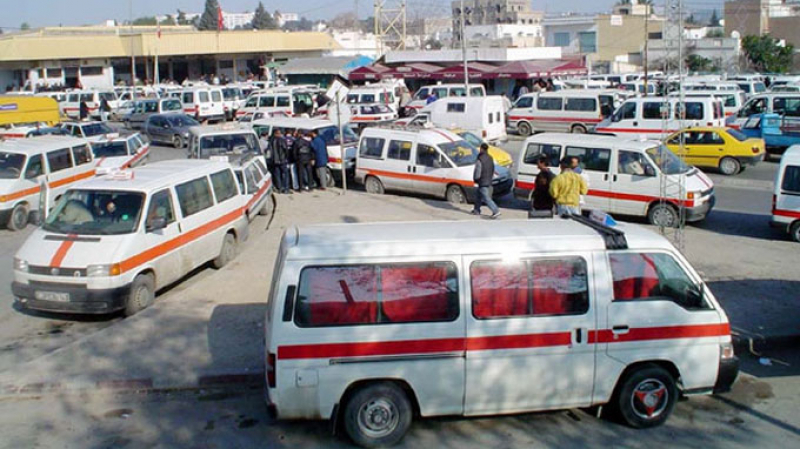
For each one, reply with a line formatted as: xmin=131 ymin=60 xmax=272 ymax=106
xmin=12 ymin=281 xmax=130 ymax=314
xmin=713 ymin=356 xmax=740 ymax=394
xmin=686 ymin=195 xmax=715 ymax=222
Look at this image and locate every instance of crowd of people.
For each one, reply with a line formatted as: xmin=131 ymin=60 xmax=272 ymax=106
xmin=259 ymin=128 xmax=329 ymax=195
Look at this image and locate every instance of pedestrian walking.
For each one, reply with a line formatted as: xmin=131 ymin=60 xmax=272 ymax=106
xmin=79 ymin=100 xmax=89 ymax=121
xmin=310 ymin=130 xmax=329 ymax=190
xmin=99 ymin=96 xmax=111 ymax=122
xmin=269 ymin=129 xmax=291 ymax=194
xmin=531 ymin=155 xmax=556 ymax=215
xmin=471 ymin=143 xmax=501 ymax=219
xmin=549 ymin=158 xmax=588 ymax=216
xmin=292 ymin=131 xmax=315 ymax=191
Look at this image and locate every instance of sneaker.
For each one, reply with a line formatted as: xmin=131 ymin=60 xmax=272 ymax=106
xmin=490 ymin=212 xmax=502 ymax=219
xmin=470 ymin=210 xmax=481 ymax=216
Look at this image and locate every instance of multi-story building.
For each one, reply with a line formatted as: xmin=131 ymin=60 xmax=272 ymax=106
xmin=543 ymin=15 xmax=598 ymax=57
xmin=725 ymin=0 xmax=800 ymax=68
xmin=451 ymin=1 xmax=543 ymax=42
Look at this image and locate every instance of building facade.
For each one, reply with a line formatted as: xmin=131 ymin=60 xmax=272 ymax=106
xmin=451 ymin=1 xmax=543 ymax=42
xmin=543 ymin=15 xmax=598 ymax=58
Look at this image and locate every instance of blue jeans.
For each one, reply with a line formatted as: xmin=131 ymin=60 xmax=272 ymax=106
xmin=473 ymin=186 xmax=499 ymax=215
xmin=557 ymin=205 xmax=581 ymax=216
xmin=275 ymin=164 xmax=290 ymax=192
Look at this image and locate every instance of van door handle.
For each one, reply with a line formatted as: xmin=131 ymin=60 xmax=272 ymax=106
xmin=612 ymin=325 xmax=630 ymax=335
xmin=633 ymin=122 xmax=638 ymax=126
xmin=573 ymin=328 xmax=583 ymax=344
xmin=613 ymin=174 xmax=618 ymax=182
xmin=603 ymin=174 xmax=609 ymax=181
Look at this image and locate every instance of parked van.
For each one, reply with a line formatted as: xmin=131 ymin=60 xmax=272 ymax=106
xmin=671 ymin=90 xmax=744 ymax=118
xmin=125 ymin=98 xmax=183 ymax=129
xmin=236 ymin=87 xmax=315 ymax=119
xmin=264 ymin=218 xmax=738 ymax=448
xmin=61 ymin=121 xmax=118 ymax=142
xmin=726 ymin=93 xmax=800 ymax=129
xmin=355 ymin=126 xmax=512 ymax=203
xmin=514 ymin=133 xmax=716 ymax=226
xmin=222 ymin=86 xmax=248 ymax=120
xmin=61 ymin=90 xmax=119 ymax=120
xmin=251 ymin=117 xmax=360 ymax=185
xmin=221 ymin=153 xmax=273 ymax=221
xmin=406 ymin=83 xmax=486 ymax=113
xmin=595 ymin=97 xmax=725 ymax=140
xmin=180 ymin=86 xmax=226 ymax=123
xmin=186 ymin=125 xmax=260 ymax=160
xmin=0 ymin=97 xmax=60 ymax=130
xmin=730 ymin=80 xmax=767 ymax=97
xmin=12 ymin=160 xmax=249 ymax=315
xmin=91 ymin=133 xmax=150 ymax=175
xmin=508 ymin=90 xmax=617 ymax=136
xmin=414 ymin=96 xmax=508 ymax=142
xmin=0 ymin=136 xmax=96 ymax=231
xmin=349 ymin=103 xmax=398 ymax=130
xmin=346 ymin=83 xmax=401 ymax=110
xmin=772 ymin=145 xmax=800 ymax=242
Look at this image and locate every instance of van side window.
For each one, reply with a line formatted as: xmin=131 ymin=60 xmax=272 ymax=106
xmin=182 ymin=92 xmax=194 ymax=104
xmin=416 ymin=144 xmax=440 ymax=168
xmin=471 ymin=258 xmax=589 ymax=319
xmin=617 ymin=150 xmax=653 ymax=176
xmin=211 ymin=91 xmax=222 ymax=102
xmin=245 ymin=97 xmax=258 ymax=108
xmin=71 ymin=145 xmax=93 ymax=165
xmin=470 ymin=87 xmax=484 ymax=97
xmin=210 ymin=170 xmax=238 ymax=203
xmin=523 ymin=143 xmax=561 ymax=167
xmin=775 ymin=98 xmax=800 ymax=117
xmin=359 ymin=137 xmax=385 ymax=159
xmin=515 ymin=97 xmax=533 ymax=108
xmin=146 ymin=189 xmax=175 ymax=225
xmin=537 ymin=97 xmax=563 ymax=111
xmin=261 ymin=96 xmax=276 ymax=107
xmin=565 ymin=98 xmax=597 ymax=112
xmin=47 ymin=148 xmax=74 ymax=173
xmin=175 ymin=177 xmax=214 ymax=217
xmin=447 ymin=103 xmax=466 ymax=113
xmin=24 ymin=155 xmax=44 ymax=179
xmin=276 ymin=96 xmax=290 ymax=107
xmin=642 ymin=102 xmax=665 ymax=119
xmin=294 ymin=262 xmax=459 ymax=327
xmin=614 ymin=102 xmax=637 ymax=121
xmin=677 ymin=102 xmax=704 ymax=120
xmin=782 ymin=166 xmax=800 ymax=193
xmin=565 ymin=146 xmax=611 ymax=172
xmin=387 ymin=140 xmax=412 ymax=161
xmin=609 ymin=253 xmax=708 ymax=310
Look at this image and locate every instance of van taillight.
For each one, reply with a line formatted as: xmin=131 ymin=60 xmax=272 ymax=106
xmin=482 ymin=130 xmax=487 ymax=138
xmin=267 ymin=353 xmax=276 ymax=388
xmin=772 ymin=194 xmax=777 ymax=213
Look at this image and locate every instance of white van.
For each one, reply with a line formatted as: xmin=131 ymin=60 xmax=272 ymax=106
xmin=264 ymin=218 xmax=738 ymax=448
xmin=251 ymin=117 xmax=360 ymax=186
xmin=186 ymin=125 xmax=260 ymax=160
xmin=726 ymin=93 xmax=800 ymax=129
xmin=671 ymin=90 xmax=744 ymax=118
xmin=355 ymin=126 xmax=512 ymax=203
xmin=180 ymin=87 xmax=226 ymax=123
xmin=772 ymin=145 xmax=800 ymax=242
xmin=414 ymin=96 xmax=508 ymax=142
xmin=346 ymin=83 xmax=400 ymax=110
xmin=595 ymin=97 xmax=725 ymax=140
xmin=219 ymin=153 xmax=273 ymax=221
xmin=237 ymin=87 xmax=315 ymax=119
xmin=514 ymin=133 xmax=716 ymax=227
xmin=508 ymin=90 xmax=618 ymax=136
xmin=12 ymin=160 xmax=249 ymax=316
xmin=406 ymin=83 xmax=486 ymax=113
xmin=91 ymin=133 xmax=150 ymax=175
xmin=0 ymin=136 xmax=96 ymax=231
xmin=61 ymin=90 xmax=120 ymax=120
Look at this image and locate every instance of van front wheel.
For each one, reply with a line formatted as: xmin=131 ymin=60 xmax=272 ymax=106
xmin=648 ymin=203 xmax=679 ymax=228
xmin=8 ymin=203 xmax=29 ymax=231
xmin=614 ymin=364 xmax=677 ymax=429
xmin=344 ymin=382 xmax=412 ymax=449
xmin=446 ymin=185 xmax=467 ymax=204
xmin=517 ymin=122 xmax=532 ymax=137
xmin=365 ymin=176 xmax=385 ymax=195
xmin=571 ymin=124 xmax=587 ymax=134
xmin=125 ymin=273 xmax=154 ymax=317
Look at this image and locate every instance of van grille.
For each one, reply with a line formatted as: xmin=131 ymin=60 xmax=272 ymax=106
xmin=29 ymin=265 xmax=87 ymax=277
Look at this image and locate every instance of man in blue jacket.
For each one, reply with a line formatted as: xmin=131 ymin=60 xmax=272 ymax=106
xmin=310 ymin=130 xmax=329 ymax=190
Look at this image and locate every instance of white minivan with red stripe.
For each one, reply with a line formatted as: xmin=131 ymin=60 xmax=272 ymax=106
xmin=91 ymin=133 xmax=150 ymax=175
xmin=514 ymin=133 xmax=715 ymax=227
xmin=771 ymin=145 xmax=800 ymax=242
xmin=12 ymin=160 xmax=249 ymax=316
xmin=180 ymin=87 xmax=226 ymax=123
xmin=595 ymin=97 xmax=725 ymax=140
xmin=264 ymin=217 xmax=738 ymax=447
xmin=507 ymin=90 xmax=618 ymax=137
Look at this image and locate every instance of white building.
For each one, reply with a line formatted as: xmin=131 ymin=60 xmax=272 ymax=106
xmin=275 ymin=12 xmax=300 ymax=27
xmin=543 ymin=15 xmax=597 ymax=56
xmin=223 ymin=12 xmax=256 ymax=30
xmin=463 ymin=23 xmax=543 ymax=48
xmin=331 ymin=31 xmax=379 ymax=59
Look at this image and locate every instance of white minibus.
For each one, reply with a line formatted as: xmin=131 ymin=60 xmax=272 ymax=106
xmin=508 ymin=90 xmax=618 ymax=136
xmin=405 ymin=83 xmax=486 ymax=113
xmin=772 ymin=145 xmax=800 ymax=242
xmin=180 ymin=86 xmax=226 ymax=123
xmin=417 ymin=96 xmax=508 ymax=142
xmin=595 ymin=97 xmax=725 ymax=140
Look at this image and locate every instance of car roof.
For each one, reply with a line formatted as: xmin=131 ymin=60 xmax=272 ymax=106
xmin=285 ymin=219 xmax=673 ymax=260
xmin=74 ymin=160 xmax=233 ymax=193
xmin=0 ymin=135 xmax=90 ymax=154
xmin=525 ymin=132 xmax=659 ymax=150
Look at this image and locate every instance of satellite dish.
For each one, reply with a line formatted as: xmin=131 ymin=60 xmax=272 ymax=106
xmin=731 ymin=30 xmax=740 ymax=40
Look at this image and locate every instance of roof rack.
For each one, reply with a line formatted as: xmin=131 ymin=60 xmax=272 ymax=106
xmin=567 ymin=213 xmax=628 ymax=250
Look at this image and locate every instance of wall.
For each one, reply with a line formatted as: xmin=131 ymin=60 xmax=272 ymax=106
xmin=724 ymin=0 xmax=767 ymax=37
xmin=544 ymin=20 xmax=597 ymax=56
xmin=595 ymin=14 xmax=664 ymax=63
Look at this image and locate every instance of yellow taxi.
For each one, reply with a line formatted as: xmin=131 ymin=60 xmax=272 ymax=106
xmin=664 ymin=127 xmax=765 ymax=176
xmin=451 ymin=128 xmax=514 ymax=168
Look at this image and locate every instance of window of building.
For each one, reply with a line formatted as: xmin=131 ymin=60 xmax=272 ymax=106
xmin=46 ymin=148 xmax=73 ymax=173
xmin=609 ymin=252 xmax=708 ymax=310
xmin=294 ymin=262 xmax=459 ymax=327
xmin=565 ymin=146 xmax=611 ymax=172
xmin=47 ymin=68 xmax=63 ymax=79
xmin=80 ymin=66 xmax=103 ymax=77
xmin=537 ymin=97 xmax=563 ymax=111
xmin=387 ymin=140 xmax=412 ymax=161
xmin=471 ymin=257 xmax=589 ymax=319
xmin=359 ymin=137 xmax=385 ymax=159
xmin=523 ymin=143 xmax=561 ymax=166
xmin=175 ymin=177 xmax=214 ymax=217
xmin=553 ymin=32 xmax=570 ymax=47
xmin=210 ymin=170 xmax=238 ymax=203
xmin=578 ymin=31 xmax=597 ymax=53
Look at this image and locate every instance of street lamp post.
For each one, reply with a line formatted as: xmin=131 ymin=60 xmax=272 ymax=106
xmin=460 ymin=0 xmax=469 ymax=96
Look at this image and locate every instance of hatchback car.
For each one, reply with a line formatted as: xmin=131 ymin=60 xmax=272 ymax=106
xmin=142 ymin=113 xmax=199 ymax=148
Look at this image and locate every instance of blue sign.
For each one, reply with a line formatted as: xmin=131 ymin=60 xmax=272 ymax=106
xmin=0 ymin=104 xmax=18 ymax=112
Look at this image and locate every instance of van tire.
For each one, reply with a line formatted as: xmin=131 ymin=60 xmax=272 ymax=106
xmin=517 ymin=122 xmax=532 ymax=137
xmin=213 ymin=233 xmax=237 ymax=269
xmin=125 ymin=273 xmax=155 ymax=317
xmin=172 ymin=135 xmax=184 ymax=149
xmin=365 ymin=176 xmax=385 ymax=195
xmin=325 ymin=167 xmax=336 ymax=187
xmin=571 ymin=124 xmax=587 ymax=134
xmin=719 ymin=157 xmax=740 ymax=176
xmin=343 ymin=382 xmax=412 ymax=448
xmin=647 ymin=203 xmax=679 ymax=228
xmin=613 ymin=364 xmax=677 ymax=429
xmin=8 ymin=203 xmax=29 ymax=231
xmin=790 ymin=221 xmax=800 ymax=243
xmin=446 ymin=185 xmax=467 ymax=204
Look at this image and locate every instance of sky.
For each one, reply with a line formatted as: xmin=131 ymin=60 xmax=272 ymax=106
xmin=1 ymin=0 xmax=724 ymax=30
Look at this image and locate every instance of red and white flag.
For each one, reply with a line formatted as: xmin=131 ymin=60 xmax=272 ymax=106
xmin=217 ymin=6 xmax=224 ymax=31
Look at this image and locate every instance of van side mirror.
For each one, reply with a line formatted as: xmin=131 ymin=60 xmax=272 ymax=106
xmin=644 ymin=165 xmax=656 ymax=177
xmin=146 ymin=217 xmax=167 ymax=233
xmin=686 ymin=283 xmax=705 ymax=309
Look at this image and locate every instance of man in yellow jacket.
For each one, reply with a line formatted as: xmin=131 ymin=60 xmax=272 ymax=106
xmin=549 ymin=158 xmax=588 ymax=216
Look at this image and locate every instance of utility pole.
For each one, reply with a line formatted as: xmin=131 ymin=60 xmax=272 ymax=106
xmin=374 ymin=0 xmax=407 ymax=56
xmin=130 ymin=0 xmax=136 ymax=96
xmin=461 ymin=0 xmax=469 ymax=96
xmin=643 ymin=9 xmax=649 ymax=96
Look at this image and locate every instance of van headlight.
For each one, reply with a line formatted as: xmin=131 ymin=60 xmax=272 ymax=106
xmin=87 ymin=264 xmax=122 ymax=277
xmin=14 ymin=258 xmax=29 ymax=273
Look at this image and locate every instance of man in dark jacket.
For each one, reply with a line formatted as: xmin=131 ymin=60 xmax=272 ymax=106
xmin=471 ymin=143 xmax=500 ymax=219
xmin=292 ymin=131 xmax=315 ymax=191
xmin=99 ymin=97 xmax=111 ymax=121
xmin=79 ymin=101 xmax=89 ymax=121
xmin=531 ymin=155 xmax=556 ymax=213
xmin=310 ymin=130 xmax=329 ymax=190
xmin=269 ymin=129 xmax=290 ymax=194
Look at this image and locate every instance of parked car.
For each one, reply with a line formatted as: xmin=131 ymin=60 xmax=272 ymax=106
xmin=124 ymin=98 xmax=183 ymax=129
xmin=664 ymin=127 xmax=765 ymax=175
xmin=738 ymin=113 xmax=800 ymax=158
xmin=142 ymin=114 xmax=199 ymax=148
xmin=451 ymin=128 xmax=513 ymax=168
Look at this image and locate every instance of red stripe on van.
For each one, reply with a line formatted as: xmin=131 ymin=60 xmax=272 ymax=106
xmin=508 ymin=116 xmax=603 ymax=124
xmin=361 ymin=168 xmax=473 ymax=187
xmin=589 ymin=323 xmax=730 ymax=344
xmin=513 ymin=182 xmax=695 ymax=207
xmin=245 ymin=177 xmax=273 ymax=211
xmin=50 ymin=236 xmax=77 ymax=268
xmin=278 ymin=337 xmax=466 ymax=360
xmin=774 ymin=208 xmax=800 ymax=219
xmin=467 ymin=332 xmax=571 ymax=351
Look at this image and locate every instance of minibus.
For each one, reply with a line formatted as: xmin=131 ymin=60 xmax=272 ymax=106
xmin=595 ymin=97 xmax=725 ymax=140
xmin=772 ymin=145 xmax=800 ymax=242
xmin=508 ymin=90 xmax=618 ymax=136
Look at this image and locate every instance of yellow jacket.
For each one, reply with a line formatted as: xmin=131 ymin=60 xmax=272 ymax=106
xmin=549 ymin=171 xmax=588 ymax=207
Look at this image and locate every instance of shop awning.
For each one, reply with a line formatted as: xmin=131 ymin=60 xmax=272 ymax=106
xmin=435 ymin=62 xmax=497 ymax=80
xmin=348 ymin=63 xmax=394 ymax=81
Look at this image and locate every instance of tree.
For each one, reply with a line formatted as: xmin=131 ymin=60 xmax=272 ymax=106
xmin=686 ymin=13 xmax=696 ymax=25
xmin=176 ymin=9 xmax=189 ymax=25
xmin=706 ymin=28 xmax=724 ymax=38
xmin=709 ymin=9 xmax=720 ymax=27
xmin=132 ymin=16 xmax=158 ymax=26
xmin=162 ymin=15 xmax=177 ymax=26
xmin=197 ymin=0 xmax=223 ymax=31
xmin=686 ymin=54 xmax=717 ymax=73
xmin=251 ymin=2 xmax=276 ymax=30
xmin=20 ymin=22 xmax=30 ymax=30
xmin=742 ymin=34 xmax=795 ymax=74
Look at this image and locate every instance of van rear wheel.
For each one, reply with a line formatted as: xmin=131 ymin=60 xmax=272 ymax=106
xmin=344 ymin=382 xmax=412 ymax=448
xmin=719 ymin=157 xmax=740 ymax=176
xmin=213 ymin=233 xmax=237 ymax=269
xmin=648 ymin=203 xmax=679 ymax=228
xmin=571 ymin=124 xmax=587 ymax=134
xmin=8 ymin=203 xmax=29 ymax=231
xmin=517 ymin=122 xmax=532 ymax=137
xmin=790 ymin=222 xmax=800 ymax=243
xmin=365 ymin=176 xmax=385 ymax=195
xmin=612 ymin=364 xmax=677 ymax=429
xmin=125 ymin=273 xmax=154 ymax=317
xmin=325 ymin=167 xmax=336 ymax=187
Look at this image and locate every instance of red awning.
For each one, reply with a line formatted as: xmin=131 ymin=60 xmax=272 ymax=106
xmin=486 ymin=60 xmax=588 ymax=79
xmin=348 ymin=63 xmax=394 ymax=81
xmin=435 ymin=62 xmax=497 ymax=80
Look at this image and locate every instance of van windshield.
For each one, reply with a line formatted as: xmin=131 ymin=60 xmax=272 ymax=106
xmin=439 ymin=140 xmax=478 ymax=167
xmin=646 ymin=145 xmax=691 ymax=175
xmin=163 ymin=100 xmax=182 ymax=112
xmin=198 ymin=133 xmax=259 ymax=158
xmin=91 ymin=141 xmax=128 ymax=157
xmin=0 ymin=152 xmax=25 ymax=179
xmin=44 ymin=190 xmax=144 ymax=235
xmin=318 ymin=125 xmax=359 ymax=145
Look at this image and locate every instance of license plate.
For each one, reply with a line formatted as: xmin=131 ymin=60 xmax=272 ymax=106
xmin=35 ymin=291 xmax=70 ymax=302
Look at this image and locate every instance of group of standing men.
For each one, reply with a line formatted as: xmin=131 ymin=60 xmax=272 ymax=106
xmin=260 ymin=129 xmax=329 ymax=194
xmin=531 ymin=156 xmax=588 ymax=216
